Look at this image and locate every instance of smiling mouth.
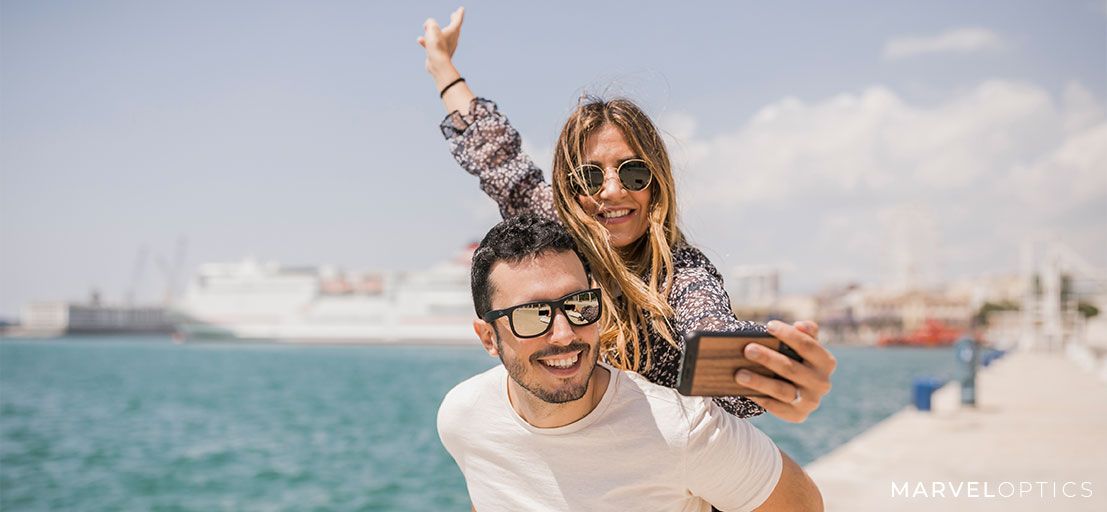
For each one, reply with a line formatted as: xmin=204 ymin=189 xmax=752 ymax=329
xmin=599 ymin=209 xmax=632 ymax=219
xmin=537 ymin=350 xmax=581 ymax=369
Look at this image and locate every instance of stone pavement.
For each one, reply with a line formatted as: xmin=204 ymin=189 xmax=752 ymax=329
xmin=804 ymin=350 xmax=1107 ymax=511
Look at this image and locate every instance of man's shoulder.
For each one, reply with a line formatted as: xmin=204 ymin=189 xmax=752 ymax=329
xmin=614 ymin=369 xmax=716 ymax=428
xmin=444 ymin=364 xmax=503 ymax=399
xmin=619 ymin=369 xmax=706 ymax=403
xmin=439 ymin=365 xmax=504 ymax=421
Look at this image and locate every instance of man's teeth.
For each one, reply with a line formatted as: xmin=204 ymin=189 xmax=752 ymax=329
xmin=540 ymin=352 xmax=579 ymax=368
xmin=601 ymin=209 xmax=631 ymax=219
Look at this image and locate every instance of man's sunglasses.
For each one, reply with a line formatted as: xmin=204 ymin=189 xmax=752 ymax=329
xmin=482 ymin=288 xmax=603 ymax=339
xmin=571 ymin=159 xmax=653 ymax=196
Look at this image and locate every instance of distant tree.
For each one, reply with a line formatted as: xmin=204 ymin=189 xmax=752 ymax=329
xmin=1077 ymin=301 xmax=1100 ymax=319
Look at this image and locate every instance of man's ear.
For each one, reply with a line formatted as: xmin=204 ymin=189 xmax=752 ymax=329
xmin=473 ymin=319 xmax=498 ymax=357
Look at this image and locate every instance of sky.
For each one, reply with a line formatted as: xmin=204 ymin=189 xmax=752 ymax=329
xmin=1 ymin=0 xmax=1105 ymax=317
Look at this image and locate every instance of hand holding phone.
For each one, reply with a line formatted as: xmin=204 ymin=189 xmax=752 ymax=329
xmin=677 ymin=329 xmax=804 ymax=397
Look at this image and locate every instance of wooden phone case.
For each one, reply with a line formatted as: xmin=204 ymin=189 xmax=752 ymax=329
xmin=676 ymin=330 xmax=803 ymax=397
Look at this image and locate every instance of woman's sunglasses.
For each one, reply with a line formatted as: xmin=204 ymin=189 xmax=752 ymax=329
xmin=482 ymin=288 xmax=603 ymax=339
xmin=571 ymin=159 xmax=653 ymax=196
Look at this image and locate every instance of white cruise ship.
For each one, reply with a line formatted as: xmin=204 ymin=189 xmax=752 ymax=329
xmin=173 ymin=247 xmax=478 ymax=344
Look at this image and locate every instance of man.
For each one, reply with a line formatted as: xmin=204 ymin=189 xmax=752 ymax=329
xmin=438 ymin=215 xmax=823 ymax=511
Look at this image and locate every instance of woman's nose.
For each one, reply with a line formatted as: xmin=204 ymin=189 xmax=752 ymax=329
xmin=597 ymin=170 xmax=625 ymax=201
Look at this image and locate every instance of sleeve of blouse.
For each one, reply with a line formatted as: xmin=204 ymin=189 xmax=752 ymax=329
xmin=439 ymin=97 xmax=557 ymax=221
xmin=669 ymin=251 xmax=767 ymax=418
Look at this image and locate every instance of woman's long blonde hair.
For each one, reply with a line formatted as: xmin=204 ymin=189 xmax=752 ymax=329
xmin=551 ymin=96 xmax=684 ymax=372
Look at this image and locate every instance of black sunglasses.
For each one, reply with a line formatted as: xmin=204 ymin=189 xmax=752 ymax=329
xmin=571 ymin=159 xmax=653 ymax=195
xmin=482 ymin=288 xmax=603 ymax=339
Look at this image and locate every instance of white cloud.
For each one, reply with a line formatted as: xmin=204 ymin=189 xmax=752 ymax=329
xmin=677 ymin=80 xmax=1086 ymax=207
xmin=658 ymin=111 xmax=699 ymax=141
xmin=668 ymin=80 xmax=1106 ymax=289
xmin=1010 ymin=121 xmax=1107 ymax=215
xmin=882 ymin=27 xmax=1005 ymax=60
xmin=1062 ymin=81 xmax=1106 ymax=134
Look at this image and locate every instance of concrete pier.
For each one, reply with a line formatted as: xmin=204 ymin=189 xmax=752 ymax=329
xmin=804 ymin=350 xmax=1107 ymax=511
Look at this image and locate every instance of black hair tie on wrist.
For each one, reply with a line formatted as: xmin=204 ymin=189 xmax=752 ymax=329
xmin=439 ymin=77 xmax=465 ymax=98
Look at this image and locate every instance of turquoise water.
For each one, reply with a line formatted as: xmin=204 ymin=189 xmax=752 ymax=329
xmin=1 ymin=338 xmax=956 ymax=511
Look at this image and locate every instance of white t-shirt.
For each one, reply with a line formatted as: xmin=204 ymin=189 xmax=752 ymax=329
xmin=437 ymin=364 xmax=783 ymax=512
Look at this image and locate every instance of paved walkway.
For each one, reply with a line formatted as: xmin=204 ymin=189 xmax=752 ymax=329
xmin=804 ymin=350 xmax=1107 ymax=511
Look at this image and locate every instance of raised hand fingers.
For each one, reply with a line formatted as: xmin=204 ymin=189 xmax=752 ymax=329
xmin=445 ymin=6 xmax=465 ymax=32
xmin=421 ymin=18 xmax=446 ymax=53
xmin=439 ymin=7 xmax=464 ymax=58
xmin=423 ymin=17 xmax=442 ymax=38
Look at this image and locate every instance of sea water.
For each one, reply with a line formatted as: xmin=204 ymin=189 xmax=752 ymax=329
xmin=1 ymin=338 xmax=956 ymax=511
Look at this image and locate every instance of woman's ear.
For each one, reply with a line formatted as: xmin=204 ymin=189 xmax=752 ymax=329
xmin=473 ymin=319 xmax=498 ymax=357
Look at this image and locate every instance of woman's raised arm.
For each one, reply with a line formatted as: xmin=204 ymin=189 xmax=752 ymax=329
xmin=416 ymin=8 xmax=556 ymax=220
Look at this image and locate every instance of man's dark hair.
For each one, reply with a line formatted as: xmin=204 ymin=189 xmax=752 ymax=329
xmin=471 ymin=215 xmax=588 ymax=317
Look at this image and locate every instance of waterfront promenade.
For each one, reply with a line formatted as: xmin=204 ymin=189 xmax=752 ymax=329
xmin=804 ymin=350 xmax=1107 ymax=511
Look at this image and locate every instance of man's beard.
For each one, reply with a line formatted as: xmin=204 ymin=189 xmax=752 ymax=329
xmin=498 ymin=338 xmax=597 ymax=404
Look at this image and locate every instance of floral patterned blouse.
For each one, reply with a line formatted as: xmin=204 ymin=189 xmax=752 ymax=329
xmin=441 ymin=98 xmax=764 ymax=418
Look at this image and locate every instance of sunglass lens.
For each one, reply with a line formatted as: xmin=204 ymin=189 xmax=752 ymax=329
xmin=563 ymin=291 xmax=601 ymax=326
xmin=573 ymin=166 xmax=605 ymax=195
xmin=619 ymin=161 xmax=651 ymax=191
xmin=511 ymin=303 xmax=553 ymax=337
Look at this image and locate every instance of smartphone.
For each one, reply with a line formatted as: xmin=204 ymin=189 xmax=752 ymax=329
xmin=676 ymin=329 xmax=804 ymax=397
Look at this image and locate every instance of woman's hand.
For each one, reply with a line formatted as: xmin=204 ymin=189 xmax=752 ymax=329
xmin=417 ymin=7 xmax=465 ymax=78
xmin=417 ymin=7 xmax=474 ymax=115
xmin=735 ymin=320 xmax=836 ymax=423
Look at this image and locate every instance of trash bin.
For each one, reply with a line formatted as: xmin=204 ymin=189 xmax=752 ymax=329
xmin=955 ymin=336 xmax=979 ymax=406
xmin=913 ymin=377 xmax=944 ymax=411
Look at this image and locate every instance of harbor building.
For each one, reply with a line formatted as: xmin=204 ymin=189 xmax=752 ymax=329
xmin=18 ymin=300 xmax=172 ymax=336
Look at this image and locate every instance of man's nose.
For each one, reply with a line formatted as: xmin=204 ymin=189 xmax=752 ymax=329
xmin=547 ymin=309 xmax=576 ymax=346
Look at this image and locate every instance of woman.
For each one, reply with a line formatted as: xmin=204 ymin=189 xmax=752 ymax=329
xmin=418 ymin=8 xmax=834 ymax=422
